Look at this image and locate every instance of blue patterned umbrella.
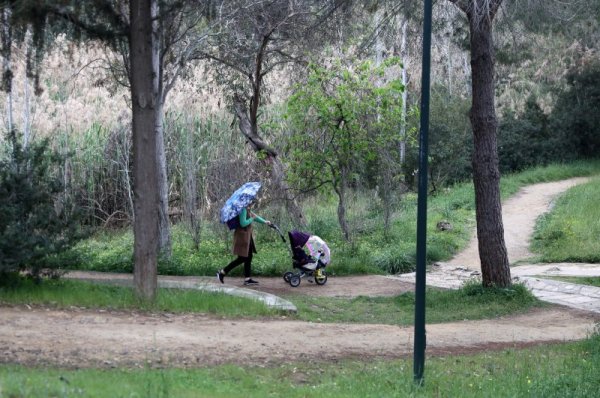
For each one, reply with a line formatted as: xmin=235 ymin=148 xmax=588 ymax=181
xmin=220 ymin=182 xmax=262 ymax=223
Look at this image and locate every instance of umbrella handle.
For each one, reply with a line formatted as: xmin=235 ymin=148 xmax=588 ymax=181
xmin=270 ymin=223 xmax=286 ymax=243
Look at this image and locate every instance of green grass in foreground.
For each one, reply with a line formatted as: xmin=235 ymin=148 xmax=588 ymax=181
xmin=288 ymin=282 xmax=544 ymax=325
xmin=1 ymin=330 xmax=599 ymax=397
xmin=531 ymin=176 xmax=600 ymax=263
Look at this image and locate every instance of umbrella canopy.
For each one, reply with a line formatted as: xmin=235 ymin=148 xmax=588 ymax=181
xmin=220 ymin=182 xmax=262 ymax=223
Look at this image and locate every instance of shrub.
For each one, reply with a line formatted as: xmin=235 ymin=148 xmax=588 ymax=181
xmin=0 ymin=131 xmax=83 ymax=280
xmin=372 ymin=247 xmax=415 ymax=274
xmin=550 ymin=60 xmax=600 ymax=159
xmin=498 ymin=97 xmax=567 ymax=173
xmin=405 ymin=86 xmax=472 ymax=190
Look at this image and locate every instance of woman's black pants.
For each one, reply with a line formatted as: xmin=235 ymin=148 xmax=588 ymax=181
xmin=223 ymin=251 xmax=253 ymax=278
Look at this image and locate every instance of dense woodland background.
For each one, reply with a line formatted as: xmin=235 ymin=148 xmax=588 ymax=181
xmin=1 ymin=1 xmax=599 ymax=295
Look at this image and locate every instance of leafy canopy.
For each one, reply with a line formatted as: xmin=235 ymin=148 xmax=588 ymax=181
xmin=285 ymin=57 xmax=408 ymax=192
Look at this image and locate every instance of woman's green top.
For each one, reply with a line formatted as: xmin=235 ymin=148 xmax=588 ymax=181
xmin=238 ymin=207 xmax=266 ymax=227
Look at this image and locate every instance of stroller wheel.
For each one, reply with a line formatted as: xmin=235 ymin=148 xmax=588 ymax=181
xmin=289 ymin=274 xmax=301 ymax=287
xmin=283 ymin=271 xmax=293 ymax=283
xmin=315 ymin=271 xmax=327 ymax=285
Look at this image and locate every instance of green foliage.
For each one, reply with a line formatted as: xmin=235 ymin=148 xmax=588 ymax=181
xmin=0 ymin=130 xmax=83 ymax=278
xmin=52 ymin=161 xmax=600 ymax=277
xmin=499 ymin=97 xmax=568 ymax=173
xmin=505 ymin=160 xmax=600 ymax=188
xmin=547 ymin=276 xmax=600 ymax=288
xmin=371 ymin=246 xmax=415 ymax=274
xmin=0 ymin=269 xmax=541 ymax=327
xmin=287 ymin=58 xmax=404 ymax=187
xmin=550 ymin=61 xmax=600 ymax=158
xmin=498 ymin=61 xmax=600 ymax=175
xmin=291 ymin=281 xmax=541 ymax=325
xmin=405 ymin=85 xmax=472 ymax=189
xmin=284 ymin=58 xmax=410 ymax=237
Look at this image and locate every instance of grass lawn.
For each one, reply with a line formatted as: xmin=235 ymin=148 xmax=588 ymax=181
xmin=0 ymin=277 xmax=279 ymax=318
xmin=532 ymin=176 xmax=600 ymax=263
xmin=287 ymin=282 xmax=545 ymax=325
xmin=1 ymin=331 xmax=599 ymax=397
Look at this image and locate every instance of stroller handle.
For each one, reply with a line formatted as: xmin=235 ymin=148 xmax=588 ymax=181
xmin=269 ymin=223 xmax=286 ymax=243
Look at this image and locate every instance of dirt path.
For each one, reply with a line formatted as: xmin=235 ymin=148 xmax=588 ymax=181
xmin=1 ymin=306 xmax=595 ymax=368
xmin=448 ymin=177 xmax=590 ymax=269
xmin=1 ymin=177 xmax=598 ymax=369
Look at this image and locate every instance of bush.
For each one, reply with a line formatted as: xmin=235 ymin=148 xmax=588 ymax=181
xmin=461 ymin=280 xmax=533 ymax=300
xmin=498 ymin=97 xmax=568 ymax=173
xmin=405 ymin=86 xmax=472 ymax=190
xmin=0 ymin=131 xmax=83 ymax=279
xmin=550 ymin=60 xmax=600 ymax=158
xmin=372 ymin=247 xmax=415 ymax=274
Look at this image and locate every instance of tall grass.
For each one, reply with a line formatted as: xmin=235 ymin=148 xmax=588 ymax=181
xmin=1 ymin=329 xmax=599 ymax=397
xmin=531 ymin=176 xmax=600 ymax=262
xmin=52 ymin=160 xmax=600 ymax=276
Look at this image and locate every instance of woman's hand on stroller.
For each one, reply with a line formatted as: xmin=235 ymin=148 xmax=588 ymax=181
xmin=268 ymin=222 xmax=286 ymax=242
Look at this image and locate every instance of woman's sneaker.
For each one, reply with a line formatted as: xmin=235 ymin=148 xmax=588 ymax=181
xmin=244 ymin=279 xmax=259 ymax=286
xmin=217 ymin=271 xmax=225 ymax=284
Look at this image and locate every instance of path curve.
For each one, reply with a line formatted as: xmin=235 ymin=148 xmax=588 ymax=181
xmin=395 ymin=177 xmax=600 ymax=307
xmin=449 ymin=177 xmax=590 ymax=269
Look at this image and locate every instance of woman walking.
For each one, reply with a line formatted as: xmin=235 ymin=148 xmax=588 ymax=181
xmin=217 ymin=203 xmax=272 ymax=286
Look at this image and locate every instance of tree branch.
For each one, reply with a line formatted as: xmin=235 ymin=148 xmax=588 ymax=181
xmin=48 ymin=5 xmax=128 ymax=42
xmin=232 ymin=94 xmax=278 ymax=157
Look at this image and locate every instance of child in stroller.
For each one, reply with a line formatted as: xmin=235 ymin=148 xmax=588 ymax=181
xmin=283 ymin=230 xmax=329 ymax=287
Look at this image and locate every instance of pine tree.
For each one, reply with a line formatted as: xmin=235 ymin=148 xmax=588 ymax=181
xmin=0 ymin=129 xmax=82 ymax=280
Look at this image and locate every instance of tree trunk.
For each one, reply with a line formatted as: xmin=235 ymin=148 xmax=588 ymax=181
xmin=334 ymin=167 xmax=350 ymax=242
xmin=22 ymin=28 xmax=32 ymax=148
xmin=2 ymin=7 xmax=13 ymax=134
xmin=467 ymin=7 xmax=511 ymax=287
xmin=130 ymin=0 xmax=160 ymax=301
xmin=156 ymin=105 xmax=171 ymax=259
xmin=22 ymin=63 xmax=31 ymax=148
xmin=399 ymin=18 xmax=408 ymax=164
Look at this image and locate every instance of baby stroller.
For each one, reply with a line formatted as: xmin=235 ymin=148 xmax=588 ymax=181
xmin=281 ymin=229 xmax=330 ymax=287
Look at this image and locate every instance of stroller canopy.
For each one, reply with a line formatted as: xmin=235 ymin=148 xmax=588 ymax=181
xmin=288 ymin=230 xmax=310 ymax=248
xmin=288 ymin=230 xmax=331 ymax=265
